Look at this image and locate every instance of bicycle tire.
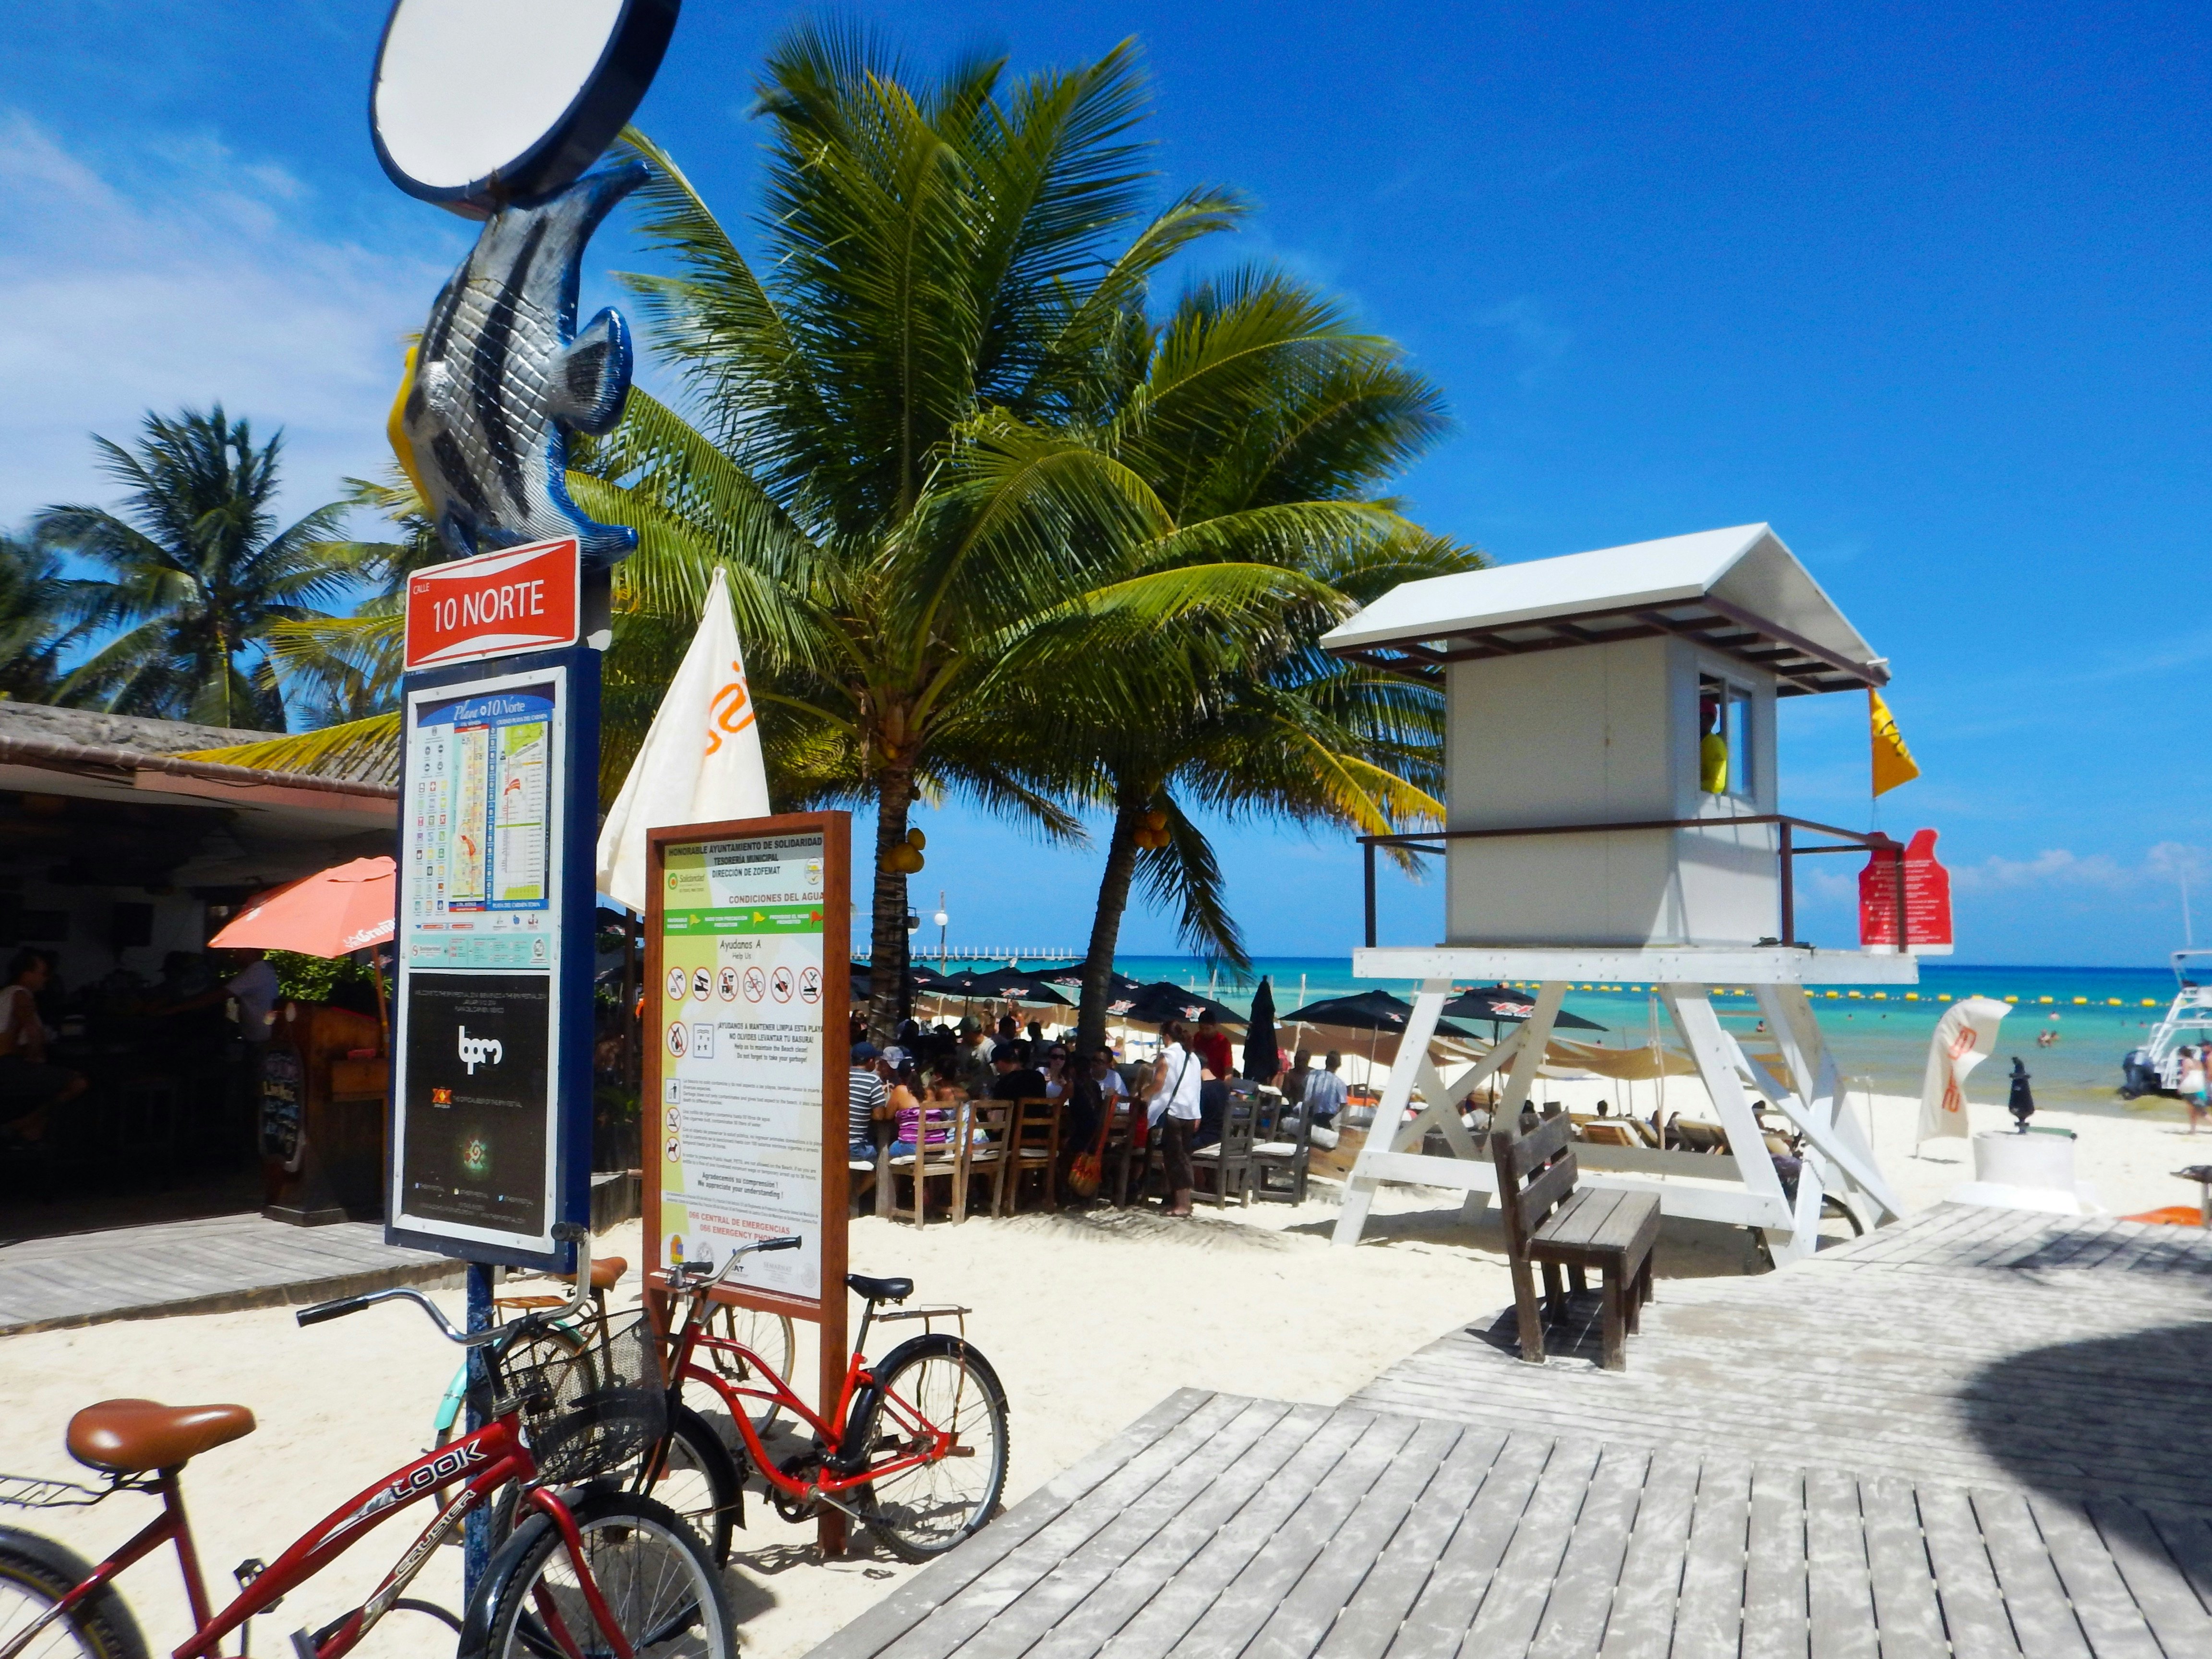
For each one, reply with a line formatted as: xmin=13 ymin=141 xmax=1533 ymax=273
xmin=0 ymin=1529 xmax=149 ymax=1659
xmin=474 ymin=1489 xmax=733 ymax=1659
xmin=842 ymin=1335 xmax=1009 ymax=1563
xmin=633 ymin=1403 xmax=744 ymax=1565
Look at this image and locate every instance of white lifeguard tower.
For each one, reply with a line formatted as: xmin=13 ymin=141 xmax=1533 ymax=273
xmin=1322 ymin=524 xmax=1911 ymax=1264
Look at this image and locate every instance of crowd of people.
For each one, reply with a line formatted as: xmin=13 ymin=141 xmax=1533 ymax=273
xmin=844 ymin=1007 xmax=1353 ymax=1217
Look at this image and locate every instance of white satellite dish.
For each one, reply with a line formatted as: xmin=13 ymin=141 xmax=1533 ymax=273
xmin=371 ymin=0 xmax=679 ymax=215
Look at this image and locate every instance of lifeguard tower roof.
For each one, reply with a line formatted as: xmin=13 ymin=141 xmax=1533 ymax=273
xmin=1321 ymin=523 xmax=1885 ymax=696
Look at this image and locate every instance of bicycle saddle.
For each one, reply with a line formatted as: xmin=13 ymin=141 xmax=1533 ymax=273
xmin=846 ymin=1273 xmax=913 ymax=1303
xmin=553 ymin=1256 xmax=627 ymax=1292
xmin=67 ymin=1399 xmax=255 ymax=1473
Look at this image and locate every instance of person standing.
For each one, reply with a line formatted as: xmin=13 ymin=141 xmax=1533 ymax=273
xmin=1148 ymin=1020 xmax=1203 ymax=1216
xmin=1191 ymin=1014 xmax=1235 ymax=1080
xmin=2184 ymin=1044 xmax=2209 ymax=1135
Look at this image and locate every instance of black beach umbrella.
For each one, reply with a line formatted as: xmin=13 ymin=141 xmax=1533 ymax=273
xmin=1120 ymin=982 xmax=1245 ymax=1028
xmin=1242 ymin=975 xmax=1280 ymax=1082
xmin=939 ymin=966 xmax=1074 ymax=1007
xmin=1443 ymin=985 xmax=1605 ymax=1033
xmin=1282 ymin=989 xmax=1480 ymax=1084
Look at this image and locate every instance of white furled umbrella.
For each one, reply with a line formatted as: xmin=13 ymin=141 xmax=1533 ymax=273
xmin=596 ymin=567 xmax=771 ymax=911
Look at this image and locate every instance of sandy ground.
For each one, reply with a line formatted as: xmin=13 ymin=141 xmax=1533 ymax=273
xmin=3 ymin=1094 xmax=2202 ymax=1659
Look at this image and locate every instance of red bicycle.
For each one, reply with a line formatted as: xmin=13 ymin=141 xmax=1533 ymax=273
xmin=0 ymin=1225 xmax=732 ymax=1659
xmin=647 ymin=1238 xmax=1008 ymax=1563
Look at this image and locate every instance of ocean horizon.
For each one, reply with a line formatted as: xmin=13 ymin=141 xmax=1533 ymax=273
xmin=902 ymin=952 xmax=2185 ymax=1115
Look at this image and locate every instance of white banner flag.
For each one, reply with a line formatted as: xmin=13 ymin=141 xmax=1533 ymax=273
xmin=1917 ymin=995 xmax=2010 ymax=1142
xmin=595 ymin=567 xmax=771 ymax=912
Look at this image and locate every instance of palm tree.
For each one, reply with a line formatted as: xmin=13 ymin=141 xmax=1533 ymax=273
xmin=36 ymin=407 xmax=360 ymax=730
xmin=574 ymin=28 xmax=1392 ymax=1038
xmin=0 ymin=533 xmax=98 ymax=703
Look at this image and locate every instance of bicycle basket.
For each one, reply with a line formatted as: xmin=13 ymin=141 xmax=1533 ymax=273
xmin=491 ymin=1311 xmax=667 ymax=1486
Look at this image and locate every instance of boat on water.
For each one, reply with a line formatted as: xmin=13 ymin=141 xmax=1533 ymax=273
xmin=2118 ymin=950 xmax=2212 ymax=1097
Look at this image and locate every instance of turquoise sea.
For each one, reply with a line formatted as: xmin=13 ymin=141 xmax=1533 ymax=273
xmin=1103 ymin=956 xmax=2183 ymax=1116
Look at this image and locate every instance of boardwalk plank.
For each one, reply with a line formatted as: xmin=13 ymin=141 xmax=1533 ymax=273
xmin=1972 ymin=1488 xmax=2090 ymax=1659
xmin=1167 ymin=1414 xmax=1423 ymax=1658
xmin=1914 ymin=1486 xmax=2020 ymax=1659
xmin=805 ymin=1389 xmax=1214 ymax=1659
xmin=2026 ymin=1496 xmax=2161 ymax=1659
xmin=1243 ymin=1418 xmax=1466 ymax=1659
xmin=1527 ymin=1443 xmax=1651 ymax=1659
xmin=1597 ymin=1446 xmax=1701 ymax=1659
xmin=1859 ymin=1477 xmax=1947 ymax=1657
xmin=1803 ymin=1470 xmax=1876 ymax=1659
xmin=1673 ymin=1455 xmax=1752 ymax=1657
xmin=1742 ymin=1465 xmax=1809 ymax=1659
xmin=1456 ymin=1438 xmax=1604 ymax=1656
xmin=2084 ymin=1499 xmax=2212 ymax=1655
xmin=1314 ymin=1431 xmax=1513 ymax=1659
xmin=1381 ymin=1431 xmax=1559 ymax=1659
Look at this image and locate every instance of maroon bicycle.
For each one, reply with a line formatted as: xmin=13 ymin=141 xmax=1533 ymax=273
xmin=0 ymin=1225 xmax=731 ymax=1659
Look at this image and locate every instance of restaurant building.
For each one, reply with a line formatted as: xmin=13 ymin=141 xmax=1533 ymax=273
xmin=0 ymin=702 xmax=397 ymax=1229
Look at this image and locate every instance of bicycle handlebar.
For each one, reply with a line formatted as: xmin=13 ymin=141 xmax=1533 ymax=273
xmin=295 ymin=1229 xmax=597 ymax=1341
xmin=667 ymin=1235 xmax=803 ymax=1298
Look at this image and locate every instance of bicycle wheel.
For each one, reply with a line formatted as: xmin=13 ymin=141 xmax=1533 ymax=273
xmin=634 ymin=1403 xmax=744 ymax=1565
xmin=696 ymin=1303 xmax=795 ymax=1436
xmin=479 ymin=1490 xmax=732 ymax=1659
xmin=844 ymin=1336 xmax=1009 ymax=1563
xmin=0 ymin=1530 xmax=149 ymax=1659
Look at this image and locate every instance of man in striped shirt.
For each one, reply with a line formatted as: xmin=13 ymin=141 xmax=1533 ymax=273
xmin=850 ymin=1042 xmax=890 ymax=1158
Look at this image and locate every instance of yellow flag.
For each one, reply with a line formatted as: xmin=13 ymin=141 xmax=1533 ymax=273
xmin=1870 ymin=688 xmax=1919 ymax=795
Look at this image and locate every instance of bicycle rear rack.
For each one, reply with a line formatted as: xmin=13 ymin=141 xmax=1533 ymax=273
xmin=872 ymin=1304 xmax=971 ymax=1338
xmin=0 ymin=1473 xmax=133 ymax=1510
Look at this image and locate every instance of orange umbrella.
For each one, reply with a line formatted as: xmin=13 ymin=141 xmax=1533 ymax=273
xmin=210 ymin=856 xmax=395 ymax=957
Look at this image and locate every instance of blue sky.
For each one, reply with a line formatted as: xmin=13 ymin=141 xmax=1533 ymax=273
xmin=2 ymin=2 xmax=2207 ymax=965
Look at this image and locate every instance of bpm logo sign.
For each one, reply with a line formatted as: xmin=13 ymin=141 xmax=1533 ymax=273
xmin=457 ymin=1025 xmax=505 ymax=1074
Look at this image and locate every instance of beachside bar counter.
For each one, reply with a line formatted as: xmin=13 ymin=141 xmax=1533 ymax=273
xmin=1321 ymin=524 xmax=1917 ymax=1263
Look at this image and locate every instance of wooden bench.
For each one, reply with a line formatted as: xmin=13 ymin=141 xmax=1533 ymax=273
xmin=1490 ymin=1115 xmax=1659 ymax=1370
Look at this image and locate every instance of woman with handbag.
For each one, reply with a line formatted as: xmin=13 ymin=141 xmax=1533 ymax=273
xmin=1148 ymin=1021 xmax=1203 ymax=1217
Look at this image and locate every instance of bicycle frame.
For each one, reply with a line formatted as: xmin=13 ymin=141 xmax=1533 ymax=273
xmin=665 ymin=1309 xmax=952 ymax=1506
xmin=3 ymin=1416 xmax=626 ymax=1659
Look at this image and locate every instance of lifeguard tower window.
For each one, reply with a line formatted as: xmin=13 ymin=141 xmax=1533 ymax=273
xmin=1698 ymin=673 xmax=1754 ymax=799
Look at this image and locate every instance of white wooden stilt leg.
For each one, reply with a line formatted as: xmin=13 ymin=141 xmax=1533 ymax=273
xmin=1333 ymin=982 xmax=1451 ymax=1247
xmin=1749 ymin=983 xmax=1902 ymax=1224
xmin=1662 ymin=986 xmax=1799 ymax=1258
xmin=1496 ymin=983 xmax=1566 ymax=1122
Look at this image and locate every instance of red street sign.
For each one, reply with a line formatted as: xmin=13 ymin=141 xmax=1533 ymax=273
xmin=1859 ymin=827 xmax=1954 ymax=953
xmin=404 ymin=537 xmax=580 ymax=670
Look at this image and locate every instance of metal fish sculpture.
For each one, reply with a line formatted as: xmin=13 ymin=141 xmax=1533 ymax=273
xmin=393 ymin=164 xmax=647 ymax=568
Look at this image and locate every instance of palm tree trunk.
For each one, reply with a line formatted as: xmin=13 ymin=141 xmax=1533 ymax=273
xmin=1077 ymin=805 xmax=1146 ymax=1054
xmin=867 ymin=764 xmax=916 ymax=1043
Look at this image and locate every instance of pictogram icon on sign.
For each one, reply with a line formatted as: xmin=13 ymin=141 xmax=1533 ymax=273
xmin=798 ymin=967 xmax=822 ymax=1005
xmin=665 ymin=968 xmax=685 ymax=1003
xmin=717 ymin=967 xmax=738 ymax=1001
xmin=770 ymin=966 xmax=794 ymax=1003
xmin=665 ymin=1022 xmax=687 ymax=1057
xmin=691 ymin=967 xmax=711 ymax=1001
xmin=743 ymin=966 xmax=767 ymax=1002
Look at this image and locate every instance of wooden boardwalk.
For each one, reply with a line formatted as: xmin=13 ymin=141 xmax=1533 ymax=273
xmin=808 ymin=1208 xmax=2212 ymax=1657
xmin=0 ymin=1212 xmax=459 ymax=1334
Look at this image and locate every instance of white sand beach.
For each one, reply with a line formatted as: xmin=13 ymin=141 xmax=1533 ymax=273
xmin=3 ymin=1091 xmax=2204 ymax=1659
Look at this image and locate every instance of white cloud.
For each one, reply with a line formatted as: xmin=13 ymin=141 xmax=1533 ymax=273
xmin=0 ymin=112 xmax=454 ymax=528
xmin=1476 ymin=297 xmax=1571 ymax=387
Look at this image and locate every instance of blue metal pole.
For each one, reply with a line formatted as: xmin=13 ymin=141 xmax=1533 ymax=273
xmin=462 ymin=1261 xmax=494 ymax=1599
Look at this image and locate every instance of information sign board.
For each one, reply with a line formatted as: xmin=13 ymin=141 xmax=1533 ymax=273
xmin=645 ymin=814 xmax=849 ymax=1318
xmin=405 ymin=537 xmax=581 ymax=670
xmin=1858 ymin=826 xmax=1955 ymax=955
xmin=388 ymin=646 xmax=600 ymax=1268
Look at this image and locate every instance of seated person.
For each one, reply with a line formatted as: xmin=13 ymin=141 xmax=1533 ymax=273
xmin=988 ymin=1043 xmax=1047 ymax=1102
xmin=0 ymin=949 xmax=84 ymax=1142
xmin=1302 ymin=1051 xmax=1349 ymax=1127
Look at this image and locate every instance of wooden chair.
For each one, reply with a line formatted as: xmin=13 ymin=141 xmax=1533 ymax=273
xmin=1000 ymin=1097 xmax=1060 ymax=1214
xmin=1104 ymin=1106 xmax=1142 ymax=1207
xmin=888 ymin=1106 xmax=966 ymax=1227
xmin=1250 ymin=1096 xmax=1310 ymax=1204
xmin=1190 ymin=1087 xmax=1257 ymax=1206
xmin=1490 ymin=1116 xmax=1658 ymax=1370
xmin=963 ymin=1099 xmax=1014 ymax=1217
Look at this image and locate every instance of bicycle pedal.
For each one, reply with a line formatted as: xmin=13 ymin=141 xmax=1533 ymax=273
xmin=288 ymin=1630 xmax=316 ymax=1659
xmin=234 ymin=1559 xmax=281 ymax=1611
